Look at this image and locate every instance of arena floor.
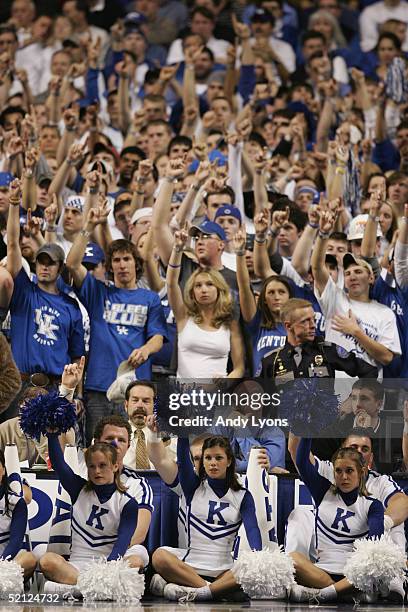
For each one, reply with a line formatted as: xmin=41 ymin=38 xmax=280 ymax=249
xmin=0 ymin=601 xmax=406 ymax=611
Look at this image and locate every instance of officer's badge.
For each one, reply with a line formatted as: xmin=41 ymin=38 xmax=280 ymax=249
xmin=314 ymin=354 xmax=324 ymax=366
xmin=336 ymin=345 xmax=350 ymax=358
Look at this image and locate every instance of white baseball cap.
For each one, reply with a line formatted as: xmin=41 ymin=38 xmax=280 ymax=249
xmin=347 ymin=214 xmax=382 ymax=241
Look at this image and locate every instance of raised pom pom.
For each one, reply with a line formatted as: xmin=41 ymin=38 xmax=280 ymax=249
xmin=344 ymin=535 xmax=406 ymax=593
xmin=19 ymin=391 xmax=76 ymax=441
xmin=77 ymin=558 xmax=145 ymax=602
xmin=0 ymin=559 xmax=24 ymax=599
xmin=278 ymin=378 xmax=339 ymax=435
xmin=231 ymin=545 xmax=295 ymax=599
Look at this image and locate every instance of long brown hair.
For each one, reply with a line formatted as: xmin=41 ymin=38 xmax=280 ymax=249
xmin=258 ymin=275 xmax=293 ymax=329
xmin=84 ymin=443 xmax=127 ymax=493
xmin=198 ymin=436 xmax=242 ymax=491
xmin=184 ymin=268 xmax=233 ymax=328
xmin=331 ymin=447 xmax=370 ymax=496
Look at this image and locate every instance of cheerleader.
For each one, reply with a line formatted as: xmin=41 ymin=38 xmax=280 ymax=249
xmin=151 ymin=436 xmax=262 ymax=602
xmin=289 ymin=438 xmax=384 ymax=603
xmin=40 ymin=433 xmax=139 ymax=594
xmin=0 ymin=449 xmax=36 ymax=579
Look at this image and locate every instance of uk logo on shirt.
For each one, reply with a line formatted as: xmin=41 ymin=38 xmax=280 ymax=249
xmin=33 ymin=306 xmax=60 ymax=346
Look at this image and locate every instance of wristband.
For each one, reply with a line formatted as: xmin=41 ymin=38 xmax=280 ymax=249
xmin=308 ymin=222 xmax=319 ymax=229
xmin=368 ymin=214 xmax=379 ymax=222
xmin=270 ymin=228 xmax=279 ymax=238
xmin=45 ymin=223 xmax=57 ymax=232
xmin=404 ymin=421 xmax=408 ymax=434
xmin=24 ymin=169 xmax=33 ymax=178
xmin=191 ymin=183 xmax=200 ymax=192
xmin=66 ymin=158 xmax=77 ymax=166
xmin=173 ymin=245 xmax=183 ymax=253
xmin=89 ymin=187 xmax=99 ymax=195
xmin=59 ymin=384 xmax=75 ymax=402
xmin=335 ymin=167 xmax=346 ymax=175
xmin=168 ymin=263 xmax=181 ymax=268
xmin=236 ymin=250 xmax=245 ymax=256
xmin=164 ymin=176 xmax=177 ymax=184
xmin=80 ymin=229 xmax=91 ymax=239
xmin=65 ymin=126 xmax=76 ymax=133
xmin=255 ymin=236 xmax=266 ymax=244
xmin=383 ymin=515 xmax=395 ymax=531
xmin=9 ymin=197 xmax=20 ymax=206
xmin=318 ymin=230 xmax=330 ymax=239
xmin=146 ymin=428 xmax=162 ymax=444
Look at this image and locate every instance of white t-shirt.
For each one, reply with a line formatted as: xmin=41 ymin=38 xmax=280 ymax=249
xmin=315 ymin=276 xmax=401 ymax=367
xmin=167 ymin=36 xmax=230 ymax=64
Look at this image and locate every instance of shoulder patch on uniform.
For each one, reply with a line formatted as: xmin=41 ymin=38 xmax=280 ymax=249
xmin=263 ymin=348 xmax=281 ymax=360
xmin=336 ymin=345 xmax=350 ymax=358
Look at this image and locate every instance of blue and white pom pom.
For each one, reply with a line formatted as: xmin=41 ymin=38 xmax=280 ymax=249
xmin=19 ymin=391 xmax=76 ymax=441
xmin=278 ymin=378 xmax=339 ymax=435
xmin=231 ymin=545 xmax=295 ymax=599
xmin=0 ymin=559 xmax=24 ymax=599
xmin=344 ymin=535 xmax=406 ymax=593
xmin=77 ymin=558 xmax=145 ymax=602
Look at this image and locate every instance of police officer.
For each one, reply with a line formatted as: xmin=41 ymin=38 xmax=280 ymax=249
xmin=260 ymin=298 xmax=377 ymax=381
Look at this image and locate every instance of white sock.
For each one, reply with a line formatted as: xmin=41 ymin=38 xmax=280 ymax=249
xmin=195 ymin=585 xmax=213 ymax=600
xmin=319 ymin=585 xmax=337 ymax=601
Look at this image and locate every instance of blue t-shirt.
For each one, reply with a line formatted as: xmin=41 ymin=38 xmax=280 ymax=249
xmin=10 ymin=268 xmax=85 ymax=375
xmin=371 ymin=272 xmax=408 ymax=379
xmin=245 ymin=311 xmax=287 ymax=376
xmin=150 ymin=295 xmax=176 ymax=369
xmin=76 ymin=273 xmax=168 ymax=391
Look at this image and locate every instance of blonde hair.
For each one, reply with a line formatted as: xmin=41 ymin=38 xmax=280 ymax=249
xmin=331 ymin=447 xmax=370 ymax=497
xmin=308 ymin=9 xmax=347 ymax=48
xmin=281 ymin=298 xmax=313 ymax=324
xmin=184 ymin=268 xmax=233 ymax=328
xmin=84 ymin=442 xmax=127 ymax=493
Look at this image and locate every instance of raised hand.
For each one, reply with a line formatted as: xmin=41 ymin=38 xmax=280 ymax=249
xmin=202 ymin=110 xmax=217 ymax=131
xmin=231 ymin=14 xmax=251 ymax=40
xmin=137 ymin=159 xmax=153 ymax=181
xmin=254 ymin=209 xmax=270 ymax=235
xmin=63 ymin=106 xmax=79 ymax=132
xmin=24 ymin=208 xmax=43 ymax=238
xmin=165 ymin=158 xmax=186 ymax=180
xmin=86 ymin=168 xmax=101 ymax=193
xmin=159 ymin=63 xmax=179 ymax=82
xmin=232 ymin=226 xmax=246 ymax=253
xmin=61 ymin=356 xmax=86 ymax=389
xmin=184 ymin=104 xmax=198 ymax=127
xmin=195 ymin=160 xmax=211 ymax=185
xmin=174 ymin=225 xmax=189 ymax=249
xmin=319 ymin=209 xmax=335 ymax=234
xmin=44 ymin=201 xmax=58 ymax=225
xmin=67 ymin=142 xmax=87 ymax=166
xmin=7 ymin=136 xmax=24 ymax=158
xmin=272 ymin=206 xmax=290 ymax=230
xmin=192 ymin=138 xmax=207 ymax=161
xmin=24 ymin=146 xmax=40 ymax=170
xmin=237 ymin=118 xmax=252 ymax=141
xmin=9 ymin=178 xmax=22 ymax=203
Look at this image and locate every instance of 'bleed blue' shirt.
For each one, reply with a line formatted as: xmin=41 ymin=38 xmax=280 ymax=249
xmin=245 ymin=311 xmax=287 ymax=376
xmin=10 ymin=268 xmax=85 ymax=375
xmin=76 ymin=273 xmax=168 ymax=391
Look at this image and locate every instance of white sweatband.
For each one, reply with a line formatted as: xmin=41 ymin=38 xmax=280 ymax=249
xmin=384 ymin=515 xmax=395 ymax=531
xmin=145 ymin=428 xmax=162 ymax=444
xmin=59 ymin=384 xmax=75 ymax=402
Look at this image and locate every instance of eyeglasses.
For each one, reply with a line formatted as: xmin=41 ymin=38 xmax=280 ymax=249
xmin=196 ymin=233 xmax=221 ymax=241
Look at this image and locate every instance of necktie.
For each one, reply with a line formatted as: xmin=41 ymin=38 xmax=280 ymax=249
xmin=135 ymin=427 xmax=150 ymax=470
xmin=293 ymin=346 xmax=302 ymax=368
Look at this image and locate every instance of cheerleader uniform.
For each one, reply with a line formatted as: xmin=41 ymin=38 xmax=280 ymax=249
xmin=47 ymin=433 xmax=139 ymax=571
xmin=157 ymin=438 xmax=262 ymax=577
xmin=296 ymin=438 xmax=384 ymax=578
xmin=0 ymin=487 xmax=27 ymax=560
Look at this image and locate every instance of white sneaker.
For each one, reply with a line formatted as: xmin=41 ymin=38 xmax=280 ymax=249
xmin=163 ymin=583 xmax=197 ymax=601
xmin=43 ymin=581 xmax=82 ymax=600
xmin=179 ymin=591 xmax=198 ymax=604
xmin=289 ymin=584 xmax=321 ymax=602
xmin=150 ymin=574 xmax=167 ymax=597
xmin=387 ymin=577 xmax=405 ymax=604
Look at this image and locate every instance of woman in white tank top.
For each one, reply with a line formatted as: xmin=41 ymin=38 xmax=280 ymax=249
xmin=167 ymin=229 xmax=245 ymax=379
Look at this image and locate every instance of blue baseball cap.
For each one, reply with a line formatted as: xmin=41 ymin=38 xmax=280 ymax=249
xmin=82 ymin=242 xmax=105 ymax=265
xmin=189 ymin=220 xmax=226 ymax=241
xmin=214 ymin=205 xmax=242 ymax=224
xmin=0 ymin=172 xmax=14 ymax=188
xmin=208 ymin=149 xmax=227 ymax=166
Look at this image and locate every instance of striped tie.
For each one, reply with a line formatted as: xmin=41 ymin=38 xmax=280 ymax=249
xmin=135 ymin=427 xmax=150 ymax=470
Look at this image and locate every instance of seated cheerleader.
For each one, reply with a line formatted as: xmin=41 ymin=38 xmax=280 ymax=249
xmin=289 ymin=438 xmax=384 ymax=603
xmin=0 ymin=449 xmax=36 ymax=581
xmin=40 ymin=432 xmax=139 ymax=595
xmin=152 ymin=436 xmax=262 ymax=602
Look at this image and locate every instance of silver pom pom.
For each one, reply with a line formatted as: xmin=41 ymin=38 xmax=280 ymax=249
xmin=0 ymin=559 xmax=24 ymax=599
xmin=77 ymin=558 xmax=145 ymax=602
xmin=231 ymin=545 xmax=295 ymax=599
xmin=344 ymin=534 xmax=406 ymax=593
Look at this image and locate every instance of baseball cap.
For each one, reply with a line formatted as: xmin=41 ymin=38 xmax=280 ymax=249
xmin=124 ymin=11 xmax=147 ymax=26
xmin=343 ymin=253 xmax=373 ymax=275
xmin=325 ymin=254 xmax=338 ymax=268
xmin=0 ymin=172 xmax=14 ymax=188
xmin=251 ymin=8 xmax=274 ymax=22
xmin=38 ymin=174 xmax=52 ymax=188
xmin=82 ymin=242 xmax=105 ymax=265
xmin=131 ymin=207 xmax=153 ymax=225
xmin=35 ymin=243 xmax=65 ymax=263
xmin=189 ymin=220 xmax=226 ymax=241
xmin=106 ymin=360 xmax=137 ymax=403
xmin=214 ymin=205 xmax=242 ymax=224
xmin=347 ymin=214 xmax=382 ymax=241
xmin=64 ymin=195 xmax=85 ymax=212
